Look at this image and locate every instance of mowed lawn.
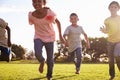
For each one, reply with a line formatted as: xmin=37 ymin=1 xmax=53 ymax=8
xmin=0 ymin=61 xmax=120 ymax=80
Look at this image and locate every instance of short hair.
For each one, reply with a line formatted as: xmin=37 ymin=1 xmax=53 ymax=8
xmin=70 ymin=13 xmax=78 ymax=18
xmin=32 ymin=0 xmax=46 ymax=5
xmin=108 ymin=1 xmax=120 ymax=9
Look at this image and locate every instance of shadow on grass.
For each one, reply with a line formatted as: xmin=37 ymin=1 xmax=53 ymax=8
xmin=29 ymin=76 xmax=46 ymax=80
xmin=52 ymin=75 xmax=76 ymax=80
xmin=30 ymin=75 xmax=76 ymax=80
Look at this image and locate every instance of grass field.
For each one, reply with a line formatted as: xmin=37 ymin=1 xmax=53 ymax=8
xmin=0 ymin=61 xmax=120 ymax=80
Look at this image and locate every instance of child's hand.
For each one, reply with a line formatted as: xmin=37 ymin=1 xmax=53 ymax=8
xmin=59 ymin=35 xmax=65 ymax=43
xmin=100 ymin=26 xmax=107 ymax=33
xmin=8 ymin=41 xmax=11 ymax=47
xmin=60 ymin=37 xmax=64 ymax=43
xmin=65 ymin=42 xmax=69 ymax=47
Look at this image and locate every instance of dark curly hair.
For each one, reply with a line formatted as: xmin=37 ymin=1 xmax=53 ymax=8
xmin=32 ymin=0 xmax=46 ymax=5
xmin=70 ymin=13 xmax=78 ymax=18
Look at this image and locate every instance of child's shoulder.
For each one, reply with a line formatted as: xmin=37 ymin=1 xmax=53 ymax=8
xmin=67 ymin=25 xmax=72 ymax=28
xmin=0 ymin=18 xmax=7 ymax=29
xmin=104 ymin=15 xmax=120 ymax=22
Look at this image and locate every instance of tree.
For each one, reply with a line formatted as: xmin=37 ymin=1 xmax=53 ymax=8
xmin=54 ymin=37 xmax=108 ymax=63
xmin=54 ymin=40 xmax=68 ymax=62
xmin=11 ymin=44 xmax=26 ymax=60
xmin=83 ymin=37 xmax=107 ymax=62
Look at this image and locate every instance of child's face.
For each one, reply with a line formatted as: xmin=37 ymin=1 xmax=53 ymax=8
xmin=70 ymin=15 xmax=79 ymax=25
xmin=32 ymin=0 xmax=44 ymax=10
xmin=109 ymin=4 xmax=119 ymax=14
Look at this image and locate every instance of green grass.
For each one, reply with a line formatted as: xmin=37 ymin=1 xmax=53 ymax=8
xmin=0 ymin=61 xmax=120 ymax=80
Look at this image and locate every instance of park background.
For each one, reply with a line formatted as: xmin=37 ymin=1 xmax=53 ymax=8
xmin=0 ymin=0 xmax=120 ymax=51
xmin=0 ymin=0 xmax=120 ymax=80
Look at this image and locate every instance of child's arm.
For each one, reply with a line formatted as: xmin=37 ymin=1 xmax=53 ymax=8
xmin=83 ymin=33 xmax=90 ymax=49
xmin=28 ymin=12 xmax=33 ymax=25
xmin=63 ymin=34 xmax=68 ymax=47
xmin=6 ymin=25 xmax=11 ymax=47
xmin=55 ymin=18 xmax=64 ymax=43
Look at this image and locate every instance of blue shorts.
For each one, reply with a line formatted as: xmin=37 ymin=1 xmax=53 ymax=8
xmin=0 ymin=46 xmax=10 ymax=62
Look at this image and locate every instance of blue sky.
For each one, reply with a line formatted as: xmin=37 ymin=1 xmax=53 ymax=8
xmin=0 ymin=0 xmax=120 ymax=51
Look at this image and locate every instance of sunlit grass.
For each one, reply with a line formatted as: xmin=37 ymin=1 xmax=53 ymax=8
xmin=0 ymin=61 xmax=120 ymax=80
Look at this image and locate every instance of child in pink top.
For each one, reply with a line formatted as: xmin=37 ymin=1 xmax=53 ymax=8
xmin=28 ymin=0 xmax=64 ymax=80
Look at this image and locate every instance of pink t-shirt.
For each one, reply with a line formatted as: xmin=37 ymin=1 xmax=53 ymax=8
xmin=28 ymin=9 xmax=56 ymax=42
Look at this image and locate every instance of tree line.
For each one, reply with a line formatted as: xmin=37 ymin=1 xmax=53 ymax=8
xmin=3 ymin=37 xmax=108 ymax=63
xmin=54 ymin=37 xmax=108 ymax=63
